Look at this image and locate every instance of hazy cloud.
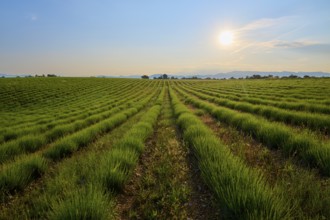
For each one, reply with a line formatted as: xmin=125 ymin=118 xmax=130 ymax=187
xmin=230 ymin=16 xmax=330 ymax=56
xmin=236 ymin=16 xmax=295 ymax=33
xmin=232 ymin=38 xmax=330 ymax=55
xmin=27 ymin=14 xmax=38 ymax=21
xmin=295 ymin=43 xmax=330 ymax=54
xmin=257 ymin=40 xmax=330 ymax=54
xmin=231 ymin=16 xmax=300 ymax=54
xmin=262 ymin=40 xmax=314 ymax=48
xmin=268 ymin=40 xmax=322 ymax=47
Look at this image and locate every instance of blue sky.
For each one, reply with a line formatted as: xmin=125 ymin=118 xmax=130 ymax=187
xmin=1 ymin=0 xmax=330 ymax=76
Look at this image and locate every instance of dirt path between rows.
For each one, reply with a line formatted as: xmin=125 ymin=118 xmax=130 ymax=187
xmin=116 ymin=89 xmax=220 ymax=219
xmin=187 ymin=104 xmax=330 ymax=219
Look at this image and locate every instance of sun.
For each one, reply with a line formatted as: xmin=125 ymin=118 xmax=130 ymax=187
xmin=219 ymin=31 xmax=234 ymax=46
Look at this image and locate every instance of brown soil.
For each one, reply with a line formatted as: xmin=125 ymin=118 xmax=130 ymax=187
xmin=189 ymin=104 xmax=286 ymax=185
xmin=116 ymin=92 xmax=221 ymax=219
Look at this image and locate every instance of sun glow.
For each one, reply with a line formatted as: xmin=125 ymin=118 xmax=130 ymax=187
xmin=219 ymin=31 xmax=234 ymax=46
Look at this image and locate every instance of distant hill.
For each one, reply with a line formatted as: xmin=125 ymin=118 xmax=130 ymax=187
xmin=0 ymin=73 xmax=32 ymax=78
xmin=147 ymin=71 xmax=330 ymax=79
xmin=2 ymin=71 xmax=330 ymax=79
xmin=213 ymin=71 xmax=330 ymax=79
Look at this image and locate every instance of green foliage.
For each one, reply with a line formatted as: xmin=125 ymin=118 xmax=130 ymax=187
xmin=181 ymin=84 xmax=330 ymax=133
xmin=18 ymin=135 xmax=47 ymax=152
xmin=176 ymin=87 xmax=330 ymax=176
xmin=194 ymin=108 xmax=206 ymax=116
xmin=277 ymin=164 xmax=330 ymax=219
xmin=1 ymin=77 xmax=329 ymax=219
xmin=47 ymin=88 xmax=164 ymax=218
xmin=48 ymin=186 xmax=114 ymax=220
xmin=170 ymin=88 xmax=290 ymax=219
xmin=0 ymin=78 xmax=162 ymax=205
xmin=0 ymin=135 xmax=46 ymax=164
xmin=43 ymin=110 xmax=140 ymax=161
xmin=43 ymin=139 xmax=77 ymax=160
xmin=0 ymin=156 xmax=47 ymax=199
xmin=45 ymin=124 xmax=76 ymax=142
xmin=128 ymin=93 xmax=192 ymax=219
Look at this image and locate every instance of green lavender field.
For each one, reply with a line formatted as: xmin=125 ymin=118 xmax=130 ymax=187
xmin=0 ymin=77 xmax=329 ymax=219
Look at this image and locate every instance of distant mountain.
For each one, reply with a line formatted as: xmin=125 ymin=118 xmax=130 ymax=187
xmin=2 ymin=71 xmax=330 ymax=79
xmin=146 ymin=71 xmax=330 ymax=79
xmin=149 ymin=74 xmax=163 ymax=79
xmin=120 ymin=75 xmax=141 ymax=79
xmin=0 ymin=73 xmax=32 ymax=78
xmin=213 ymin=71 xmax=330 ymax=79
xmin=95 ymin=75 xmax=115 ymax=78
xmin=149 ymin=74 xmax=192 ymax=79
xmin=96 ymin=75 xmax=142 ymax=78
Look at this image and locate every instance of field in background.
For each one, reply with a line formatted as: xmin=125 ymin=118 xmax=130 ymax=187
xmin=0 ymin=77 xmax=329 ymax=219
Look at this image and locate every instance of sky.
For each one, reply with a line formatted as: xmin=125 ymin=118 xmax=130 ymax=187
xmin=1 ymin=0 xmax=330 ymax=76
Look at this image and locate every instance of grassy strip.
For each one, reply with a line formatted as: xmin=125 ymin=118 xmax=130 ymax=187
xmin=0 ymin=109 xmax=133 ymax=201
xmin=179 ymin=83 xmax=330 ymax=134
xmin=0 ymin=156 xmax=47 ymax=202
xmin=179 ymin=79 xmax=330 ymax=104
xmin=0 ymin=86 xmax=154 ymax=164
xmin=185 ymin=82 xmax=330 ymax=114
xmin=118 ymin=87 xmax=195 ymax=219
xmin=181 ymin=79 xmax=329 ymax=102
xmin=46 ymin=87 xmax=164 ymax=219
xmin=191 ymin=108 xmax=330 ymax=219
xmin=0 ymin=78 xmax=132 ymax=113
xmin=0 ymin=79 xmax=152 ymax=141
xmin=0 ymin=78 xmax=127 ymax=127
xmin=169 ymin=87 xmax=290 ymax=219
xmin=0 ymin=93 xmax=159 ymax=219
xmin=175 ymin=86 xmax=330 ymax=176
xmin=0 ymin=88 xmax=161 ymax=200
xmin=41 ymin=87 xmax=160 ymax=161
xmin=0 ymin=79 xmax=154 ymax=139
xmin=0 ymin=90 xmax=127 ymax=143
xmin=0 ymin=79 xmax=151 ymax=144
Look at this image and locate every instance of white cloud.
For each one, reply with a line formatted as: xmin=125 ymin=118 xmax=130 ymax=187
xmin=237 ymin=16 xmax=295 ymax=32
xmin=230 ymin=16 xmax=314 ymax=54
xmin=31 ymin=15 xmax=38 ymax=21
xmin=27 ymin=14 xmax=38 ymax=21
xmin=261 ymin=40 xmax=315 ymax=48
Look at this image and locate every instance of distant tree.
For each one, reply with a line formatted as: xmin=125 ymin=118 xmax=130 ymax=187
xmin=303 ymin=75 xmax=310 ymax=78
xmin=162 ymin=74 xmax=168 ymax=79
xmin=288 ymin=74 xmax=298 ymax=78
xmin=47 ymin=74 xmax=57 ymax=77
xmin=171 ymin=76 xmax=175 ymax=79
xmin=251 ymin=74 xmax=261 ymax=79
xmin=141 ymin=75 xmax=149 ymax=79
